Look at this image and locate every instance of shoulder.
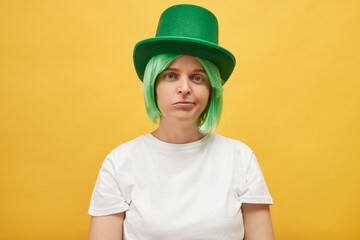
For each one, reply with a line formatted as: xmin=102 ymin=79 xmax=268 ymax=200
xmin=111 ymin=135 xmax=146 ymax=153
xmin=212 ymin=133 xmax=254 ymax=155
xmin=210 ymin=133 xmax=256 ymax=169
xmin=102 ymin=134 xmax=148 ymax=166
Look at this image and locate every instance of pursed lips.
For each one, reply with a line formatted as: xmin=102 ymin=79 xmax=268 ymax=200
xmin=172 ymin=101 xmax=195 ymax=109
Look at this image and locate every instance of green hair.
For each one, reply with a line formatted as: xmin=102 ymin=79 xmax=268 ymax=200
xmin=143 ymin=54 xmax=224 ymax=134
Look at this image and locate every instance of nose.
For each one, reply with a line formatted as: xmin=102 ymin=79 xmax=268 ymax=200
xmin=177 ymin=77 xmax=191 ymax=95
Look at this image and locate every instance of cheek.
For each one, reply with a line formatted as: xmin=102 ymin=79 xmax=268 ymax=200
xmin=199 ymin=86 xmax=211 ymax=105
xmin=155 ymin=85 xmax=168 ymax=109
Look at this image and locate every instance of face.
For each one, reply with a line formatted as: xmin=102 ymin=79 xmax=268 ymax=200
xmin=155 ymin=55 xmax=211 ymax=125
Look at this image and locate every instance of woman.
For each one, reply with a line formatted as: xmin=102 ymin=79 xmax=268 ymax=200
xmin=88 ymin=4 xmax=274 ymax=240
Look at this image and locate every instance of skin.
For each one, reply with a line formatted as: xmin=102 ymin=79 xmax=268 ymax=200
xmin=89 ymin=212 xmax=124 ymax=240
xmin=242 ymin=203 xmax=275 ymax=240
xmin=88 ymin=55 xmax=275 ymax=239
xmin=152 ymin=55 xmax=211 ymax=143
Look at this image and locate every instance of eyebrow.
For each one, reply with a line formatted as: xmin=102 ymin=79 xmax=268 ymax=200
xmin=165 ymin=67 xmax=206 ymax=73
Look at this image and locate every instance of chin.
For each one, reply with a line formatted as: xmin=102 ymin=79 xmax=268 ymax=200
xmin=168 ymin=114 xmax=201 ymax=124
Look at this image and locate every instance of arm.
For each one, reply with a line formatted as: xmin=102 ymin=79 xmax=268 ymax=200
xmin=89 ymin=212 xmax=125 ymax=240
xmin=242 ymin=203 xmax=274 ymax=240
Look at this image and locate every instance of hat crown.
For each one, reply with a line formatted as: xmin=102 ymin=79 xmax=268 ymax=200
xmin=155 ymin=4 xmax=219 ymax=44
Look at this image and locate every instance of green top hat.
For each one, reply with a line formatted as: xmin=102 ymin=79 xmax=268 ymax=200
xmin=133 ymin=4 xmax=236 ymax=83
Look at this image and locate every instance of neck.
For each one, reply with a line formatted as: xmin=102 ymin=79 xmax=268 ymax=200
xmin=151 ymin=117 xmax=205 ymax=144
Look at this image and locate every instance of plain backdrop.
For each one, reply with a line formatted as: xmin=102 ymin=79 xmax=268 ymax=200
xmin=0 ymin=0 xmax=359 ymax=239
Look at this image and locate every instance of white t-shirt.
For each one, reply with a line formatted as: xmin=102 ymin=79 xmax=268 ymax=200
xmin=88 ymin=133 xmax=273 ymax=240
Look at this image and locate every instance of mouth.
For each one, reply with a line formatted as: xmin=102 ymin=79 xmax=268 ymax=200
xmin=172 ymin=101 xmax=195 ymax=109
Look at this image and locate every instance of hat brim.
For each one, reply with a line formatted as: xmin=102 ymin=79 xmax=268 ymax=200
xmin=133 ymin=36 xmax=236 ymax=82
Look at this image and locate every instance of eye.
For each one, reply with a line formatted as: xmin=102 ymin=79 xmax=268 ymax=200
xmin=165 ymin=73 xmax=176 ymax=79
xmin=193 ymin=75 xmax=204 ymax=82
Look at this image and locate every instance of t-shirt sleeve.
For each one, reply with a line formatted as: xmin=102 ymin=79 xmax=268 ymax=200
xmin=88 ymin=151 xmax=130 ymax=216
xmin=239 ymin=152 xmax=273 ymax=204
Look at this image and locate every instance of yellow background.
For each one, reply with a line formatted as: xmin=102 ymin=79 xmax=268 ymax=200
xmin=1 ymin=0 xmax=359 ymax=239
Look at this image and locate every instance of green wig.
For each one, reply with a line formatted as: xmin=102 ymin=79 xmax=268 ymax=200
xmin=143 ymin=54 xmax=224 ymax=134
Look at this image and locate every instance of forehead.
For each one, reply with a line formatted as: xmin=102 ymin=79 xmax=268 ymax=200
xmin=167 ymin=55 xmax=204 ymax=70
